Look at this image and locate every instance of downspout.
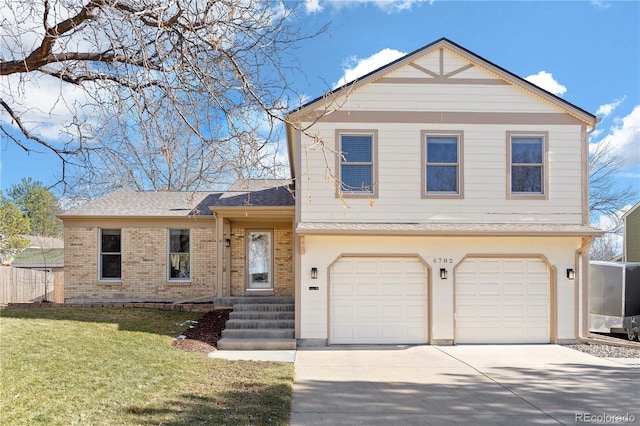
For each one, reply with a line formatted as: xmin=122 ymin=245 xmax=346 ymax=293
xmin=575 ymin=236 xmax=592 ymax=342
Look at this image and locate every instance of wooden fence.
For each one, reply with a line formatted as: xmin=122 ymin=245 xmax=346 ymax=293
xmin=0 ymin=267 xmax=64 ymax=304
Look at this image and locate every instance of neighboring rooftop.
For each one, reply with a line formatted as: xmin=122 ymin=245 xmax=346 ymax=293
xmin=23 ymin=235 xmax=64 ymax=248
xmin=12 ymin=248 xmax=64 ymax=267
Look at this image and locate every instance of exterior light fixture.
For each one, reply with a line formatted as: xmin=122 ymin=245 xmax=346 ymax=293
xmin=311 ymin=267 xmax=318 ymax=279
xmin=440 ymin=268 xmax=447 ymax=279
xmin=224 ymin=238 xmax=231 ymax=248
xmin=566 ymin=268 xmax=575 ymax=280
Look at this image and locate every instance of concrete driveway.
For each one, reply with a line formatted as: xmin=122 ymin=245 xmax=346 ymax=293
xmin=291 ymin=345 xmax=639 ymax=425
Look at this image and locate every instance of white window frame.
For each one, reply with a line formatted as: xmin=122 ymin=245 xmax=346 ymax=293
xmin=335 ymin=129 xmax=378 ymax=198
xmin=507 ymin=131 xmax=548 ymax=200
xmin=99 ymin=228 xmax=121 ymax=281
xmin=168 ymin=229 xmax=191 ymax=282
xmin=421 ymin=130 xmax=464 ymax=199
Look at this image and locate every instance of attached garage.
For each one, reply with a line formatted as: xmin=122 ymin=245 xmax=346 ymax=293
xmin=455 ymin=257 xmax=551 ymax=344
xmin=329 ymin=256 xmax=429 ymax=344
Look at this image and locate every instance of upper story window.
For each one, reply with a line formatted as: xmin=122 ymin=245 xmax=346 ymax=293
xmin=100 ymin=229 xmax=121 ymax=280
xmin=508 ymin=132 xmax=548 ymax=199
xmin=422 ymin=131 xmax=463 ymax=198
xmin=169 ymin=229 xmax=190 ymax=280
xmin=337 ymin=130 xmax=378 ymax=197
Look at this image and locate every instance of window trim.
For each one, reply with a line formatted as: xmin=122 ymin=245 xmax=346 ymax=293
xmin=335 ymin=129 xmax=378 ymax=198
xmin=421 ymin=130 xmax=464 ymax=199
xmin=168 ymin=228 xmax=191 ymax=282
xmin=99 ymin=228 xmax=122 ymax=282
xmin=506 ymin=131 xmax=549 ymax=200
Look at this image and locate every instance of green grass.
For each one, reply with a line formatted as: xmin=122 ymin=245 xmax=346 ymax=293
xmin=0 ymin=307 xmax=294 ymax=425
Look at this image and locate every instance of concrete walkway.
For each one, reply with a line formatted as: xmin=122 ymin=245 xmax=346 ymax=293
xmin=291 ymin=345 xmax=639 ymax=425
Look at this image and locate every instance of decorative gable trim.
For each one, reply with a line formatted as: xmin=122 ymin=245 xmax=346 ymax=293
xmin=286 ymin=38 xmax=596 ymax=127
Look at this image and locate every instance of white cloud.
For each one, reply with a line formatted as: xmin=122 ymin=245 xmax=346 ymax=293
xmin=304 ymin=0 xmax=323 ymax=13
xmin=305 ymin=0 xmax=431 ymax=14
xmin=1 ymin=72 xmax=91 ymax=141
xmin=593 ymin=204 xmax=632 ymax=230
xmin=591 ymin=105 xmax=640 ymax=169
xmin=590 ymin=203 xmax=633 ymax=258
xmin=333 ymin=48 xmax=407 ymax=89
xmin=525 ymin=71 xmax=567 ymax=96
xmin=596 ymin=97 xmax=625 ymax=118
xmin=591 ymin=0 xmax=611 ymax=10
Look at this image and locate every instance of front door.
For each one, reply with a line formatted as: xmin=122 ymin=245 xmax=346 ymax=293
xmin=247 ymin=230 xmax=273 ymax=290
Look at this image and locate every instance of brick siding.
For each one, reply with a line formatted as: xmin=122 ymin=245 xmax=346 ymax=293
xmin=229 ymin=225 xmax=294 ymax=297
xmin=64 ymin=224 xmax=216 ymax=301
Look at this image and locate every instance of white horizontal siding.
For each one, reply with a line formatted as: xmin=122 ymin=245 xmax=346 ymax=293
xmin=299 ymin=122 xmax=584 ymax=224
xmin=339 ymin=84 xmax=561 ymax=113
xmin=299 ymin=235 xmax=581 ymax=342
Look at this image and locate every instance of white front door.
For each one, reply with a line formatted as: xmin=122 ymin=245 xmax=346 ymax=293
xmin=247 ymin=230 xmax=273 ymax=290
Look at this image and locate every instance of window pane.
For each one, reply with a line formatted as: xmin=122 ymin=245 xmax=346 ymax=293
xmin=101 ymin=229 xmax=121 ymax=253
xmin=512 ymin=138 xmax=542 ymax=163
xmin=427 ymin=166 xmax=457 ymax=192
xmin=512 ymin=166 xmax=542 ymax=192
xmin=170 ymin=229 xmax=189 ymax=253
xmin=101 ymin=254 xmax=121 ymax=279
xmin=427 ymin=137 xmax=458 ymax=163
xmin=341 ymin=165 xmax=373 ymax=191
xmin=341 ymin=135 xmax=372 ymax=162
xmin=170 ymin=254 xmax=190 ymax=279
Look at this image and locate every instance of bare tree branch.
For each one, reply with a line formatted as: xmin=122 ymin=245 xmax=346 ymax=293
xmin=1 ymin=0 xmax=326 ymax=194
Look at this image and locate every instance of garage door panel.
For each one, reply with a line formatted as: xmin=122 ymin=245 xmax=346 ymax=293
xmin=332 ymin=281 xmax=354 ymax=296
xmin=456 ymin=258 xmax=550 ymax=344
xmin=404 ymin=282 xmax=427 ymax=296
xmin=380 ymin=283 xmax=403 ymax=296
xmin=330 ymin=257 xmax=428 ymax=344
xmin=356 ymin=283 xmax=379 ymax=296
xmin=403 ymin=304 xmax=427 ymax=319
xmin=479 ymin=282 xmax=501 ymax=294
xmin=502 ymin=260 xmax=526 ymax=273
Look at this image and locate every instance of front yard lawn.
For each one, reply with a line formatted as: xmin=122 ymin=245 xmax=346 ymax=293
xmin=0 ymin=307 xmax=294 ymax=425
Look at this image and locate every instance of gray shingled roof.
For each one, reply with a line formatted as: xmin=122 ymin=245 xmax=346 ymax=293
xmin=58 ymin=180 xmax=294 ymax=218
xmin=211 ymin=179 xmax=294 ymax=207
xmin=296 ymin=222 xmax=603 ymax=236
xmin=59 ymin=191 xmax=218 ymax=217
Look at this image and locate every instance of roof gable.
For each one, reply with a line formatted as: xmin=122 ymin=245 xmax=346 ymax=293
xmin=287 ymin=38 xmax=596 ymax=125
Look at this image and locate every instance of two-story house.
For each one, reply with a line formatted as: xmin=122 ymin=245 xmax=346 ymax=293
xmin=59 ymin=38 xmax=601 ymax=347
xmin=286 ymin=38 xmax=601 ymax=345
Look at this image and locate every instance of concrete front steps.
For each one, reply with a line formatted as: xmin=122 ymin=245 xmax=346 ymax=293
xmin=216 ymin=297 xmax=296 ymax=350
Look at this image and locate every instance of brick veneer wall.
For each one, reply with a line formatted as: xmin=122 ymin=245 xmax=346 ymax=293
xmin=229 ymin=224 xmax=294 ymax=297
xmin=64 ymin=223 xmax=216 ymax=302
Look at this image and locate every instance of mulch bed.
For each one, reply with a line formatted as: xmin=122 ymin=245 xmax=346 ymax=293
xmin=171 ymin=309 xmax=231 ymax=354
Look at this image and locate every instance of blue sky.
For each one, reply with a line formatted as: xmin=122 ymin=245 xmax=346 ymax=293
xmin=1 ymin=0 xmax=639 ymax=221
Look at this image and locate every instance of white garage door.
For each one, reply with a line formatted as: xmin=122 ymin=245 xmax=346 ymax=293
xmin=456 ymin=258 xmax=550 ymax=344
xmin=330 ymin=256 xmax=428 ymax=344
